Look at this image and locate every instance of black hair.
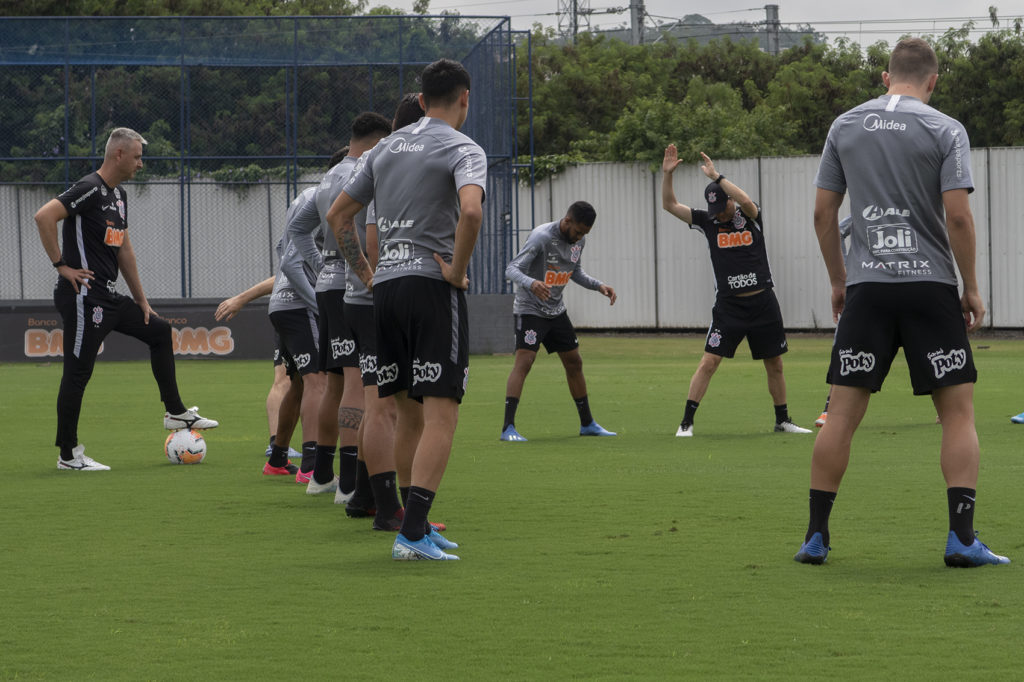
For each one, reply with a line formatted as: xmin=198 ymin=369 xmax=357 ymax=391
xmin=567 ymin=201 xmax=597 ymax=227
xmin=328 ymin=147 xmax=349 ymax=167
xmin=420 ymin=58 xmax=471 ymax=108
xmin=351 ymin=112 xmax=392 ymax=141
xmin=393 ymin=92 xmax=425 ymax=130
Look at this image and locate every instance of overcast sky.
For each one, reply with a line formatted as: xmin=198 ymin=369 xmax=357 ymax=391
xmin=401 ymin=0 xmax=1018 ymax=46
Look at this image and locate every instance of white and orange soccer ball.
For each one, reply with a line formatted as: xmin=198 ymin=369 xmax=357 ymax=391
xmin=164 ymin=429 xmax=207 ymax=464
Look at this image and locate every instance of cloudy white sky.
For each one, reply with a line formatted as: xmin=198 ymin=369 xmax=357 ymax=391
xmin=400 ymin=0 xmax=1019 ymax=45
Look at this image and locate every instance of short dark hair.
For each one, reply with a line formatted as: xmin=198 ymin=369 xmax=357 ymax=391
xmin=567 ymin=201 xmax=596 ymax=227
xmin=393 ymin=93 xmax=425 ymax=130
xmin=351 ymin=112 xmax=392 ymax=141
xmin=420 ymin=58 xmax=471 ymax=108
xmin=888 ymin=38 xmax=938 ymax=85
xmin=328 ymin=147 xmax=349 ymax=167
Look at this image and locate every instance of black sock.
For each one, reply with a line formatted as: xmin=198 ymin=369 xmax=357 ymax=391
xmin=339 ymin=446 xmax=359 ymax=493
xmin=806 ymin=489 xmax=837 ymax=545
xmin=299 ymin=441 xmax=316 ymax=473
xmin=574 ymin=395 xmax=593 ymax=427
xmin=268 ymin=444 xmax=289 ymax=468
xmin=400 ymin=486 xmax=410 ymax=508
xmin=775 ymin=404 xmax=790 ymax=424
xmin=400 ymin=486 xmax=435 ymax=542
xmin=503 ymin=396 xmax=520 ymax=430
xmin=164 ymin=399 xmax=187 ymax=416
xmin=822 ymin=394 xmax=831 ymax=413
xmin=268 ymin=435 xmax=276 ymax=447
xmin=312 ymin=445 xmax=336 ymax=484
xmin=369 ymin=471 xmax=402 ymax=520
xmin=59 ymin=445 xmax=75 ymax=462
xmin=947 ymin=487 xmax=977 ymax=545
xmin=682 ymin=399 xmax=699 ymax=427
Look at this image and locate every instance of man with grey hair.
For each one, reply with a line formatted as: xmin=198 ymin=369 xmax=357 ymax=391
xmin=35 ymin=126 xmax=217 ymax=472
xmin=796 ymin=38 xmax=1008 ymax=567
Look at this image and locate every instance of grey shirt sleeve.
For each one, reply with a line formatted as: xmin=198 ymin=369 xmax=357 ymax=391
xmin=505 ymin=232 xmax=542 ymax=290
xmin=279 ymin=239 xmax=318 ymax=312
xmin=286 ymin=197 xmax=325 ymax=271
xmin=570 ymin=266 xmax=602 ymax=291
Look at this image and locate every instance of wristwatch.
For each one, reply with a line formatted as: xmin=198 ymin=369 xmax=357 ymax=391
xmin=52 ymin=258 xmax=66 ymax=268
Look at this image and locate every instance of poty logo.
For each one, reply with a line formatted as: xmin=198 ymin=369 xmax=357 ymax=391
xmin=929 ymin=348 xmax=967 ymax=379
xmin=359 ymin=353 xmax=378 ymax=376
xmin=294 ymin=353 xmax=312 ymax=370
xmin=862 ymin=205 xmax=910 ymax=221
xmin=838 ymin=349 xmax=876 ymax=376
xmin=331 ymin=338 xmax=355 ymax=359
xmin=380 ymin=239 xmax=414 ymax=263
xmin=727 ymin=272 xmax=758 ymax=289
xmin=387 ymin=137 xmax=425 ymax=153
xmin=862 ymin=113 xmax=907 ymax=132
xmin=412 ymin=359 xmax=442 ymax=385
xmin=377 ymin=362 xmax=399 ymax=385
xmin=868 ymin=224 xmax=918 ymax=255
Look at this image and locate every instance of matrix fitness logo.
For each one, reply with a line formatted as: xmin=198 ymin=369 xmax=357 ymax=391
xmin=929 ymin=348 xmax=967 ymax=379
xmin=838 ymin=349 xmax=875 ymax=376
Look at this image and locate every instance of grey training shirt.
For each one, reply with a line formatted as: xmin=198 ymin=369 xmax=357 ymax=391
xmin=506 ymin=220 xmax=603 ymax=318
xmin=313 ymin=156 xmax=358 ymax=294
xmin=270 ymin=188 xmax=321 ymax=315
xmin=815 ymin=94 xmax=974 ymax=286
xmin=342 ymin=117 xmax=487 ymax=285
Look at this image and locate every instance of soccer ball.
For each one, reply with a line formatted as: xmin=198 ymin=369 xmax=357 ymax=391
xmin=164 ymin=429 xmax=207 ymax=464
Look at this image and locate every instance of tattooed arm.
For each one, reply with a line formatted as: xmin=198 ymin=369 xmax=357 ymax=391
xmin=326 ymin=191 xmax=373 ymax=290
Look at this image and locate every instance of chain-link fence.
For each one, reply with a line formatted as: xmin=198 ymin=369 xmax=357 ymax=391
xmin=0 ymin=15 xmax=530 ymax=299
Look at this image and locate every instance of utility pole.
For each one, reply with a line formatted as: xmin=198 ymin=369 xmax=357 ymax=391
xmin=765 ymin=4 xmax=780 ymax=55
xmin=558 ymin=0 xmax=592 ymax=44
xmin=629 ymin=0 xmax=645 ymax=45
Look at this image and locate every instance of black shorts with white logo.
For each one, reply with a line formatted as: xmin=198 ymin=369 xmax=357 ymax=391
xmin=705 ymin=288 xmax=788 ymax=359
xmin=269 ymin=308 xmax=320 ymax=377
xmin=273 ymin=331 xmax=284 ymax=366
xmin=514 ymin=312 xmax=579 ymax=353
xmin=316 ymin=289 xmax=357 ymax=373
xmin=373 ymin=276 xmax=469 ymax=402
xmin=828 ymin=281 xmax=976 ymax=395
xmin=343 ymin=302 xmax=378 ymax=388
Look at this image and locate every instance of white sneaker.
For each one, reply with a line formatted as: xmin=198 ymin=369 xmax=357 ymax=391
xmin=675 ymin=424 xmax=693 ymax=437
xmin=57 ymin=444 xmax=110 ymax=471
xmin=775 ymin=420 xmax=812 ymax=434
xmin=307 ymin=475 xmax=339 ymax=495
xmin=334 ymin=486 xmax=355 ymax=505
xmin=164 ymin=406 xmax=219 ymax=430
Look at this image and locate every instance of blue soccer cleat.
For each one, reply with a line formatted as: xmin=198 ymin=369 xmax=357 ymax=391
xmin=580 ymin=421 xmax=616 ymax=437
xmin=500 ymin=425 xmax=528 ymax=442
xmin=794 ymin=531 xmax=829 ymax=564
xmin=1011 ymin=411 xmax=1024 ymax=424
xmin=943 ymin=531 xmax=1010 ymax=567
xmin=392 ymin=533 xmax=459 ymax=561
xmin=427 ymin=529 xmax=459 ymax=550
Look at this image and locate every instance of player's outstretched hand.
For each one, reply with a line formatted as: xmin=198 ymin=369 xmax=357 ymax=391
xmin=434 ymin=253 xmax=469 ymax=290
xmin=962 ymin=290 xmax=986 ymax=331
xmin=700 ymin=152 xmax=718 ymax=180
xmin=662 ymin=144 xmax=683 ymax=174
xmin=600 ymin=284 xmax=617 ymax=305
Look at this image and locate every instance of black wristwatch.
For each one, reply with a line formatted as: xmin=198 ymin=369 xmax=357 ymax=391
xmin=715 ymin=174 xmax=725 ymax=184
xmin=52 ymin=259 xmax=66 ymax=268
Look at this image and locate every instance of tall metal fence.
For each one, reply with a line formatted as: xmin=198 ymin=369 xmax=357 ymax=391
xmin=0 ymin=15 xmax=530 ymax=299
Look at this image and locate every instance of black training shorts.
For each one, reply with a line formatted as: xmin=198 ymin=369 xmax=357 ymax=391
xmin=704 ymin=288 xmax=788 ymax=359
xmin=514 ymin=312 xmax=579 ymax=354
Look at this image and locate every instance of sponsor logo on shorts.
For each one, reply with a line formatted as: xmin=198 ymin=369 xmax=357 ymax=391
xmin=91 ymin=306 xmax=103 ymax=326
xmin=359 ymin=353 xmax=377 ymax=377
xmin=377 ymin=362 xmax=399 ymax=385
xmin=717 ymin=230 xmax=753 ymax=248
xmin=929 ymin=348 xmax=967 ymax=379
xmin=838 ymin=348 xmax=876 ymax=375
xmin=273 ymin=348 xmax=281 ymax=363
xmin=331 ymin=338 xmax=356 ymax=359
xmin=868 ymin=224 xmax=917 ymax=255
xmin=708 ymin=331 xmax=722 ymax=348
xmin=524 ymin=329 xmax=537 ymax=346
xmin=412 ymin=359 xmax=442 ymax=385
xmin=463 ymin=367 xmax=469 ymax=391
xmin=727 ymin=272 xmax=758 ymax=289
xmin=387 ymin=137 xmax=425 ymax=154
xmin=293 ymin=353 xmax=312 ymax=370
xmin=862 ymin=113 xmax=906 ymax=132
xmin=862 ymin=205 xmax=910 ymax=221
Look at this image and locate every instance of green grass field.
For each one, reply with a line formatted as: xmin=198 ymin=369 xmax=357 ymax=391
xmin=1 ymin=334 xmax=1022 ymax=680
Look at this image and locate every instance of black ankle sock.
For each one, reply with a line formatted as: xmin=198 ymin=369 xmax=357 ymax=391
xmin=574 ymin=395 xmax=593 ymax=426
xmin=774 ymin=403 xmax=790 ymax=424
xmin=299 ymin=441 xmax=316 ymax=473
xmin=947 ymin=486 xmax=977 ymax=545
xmin=503 ymin=397 xmax=520 ymax=430
xmin=806 ymin=489 xmax=837 ymax=545
xmin=682 ymin=399 xmax=699 ymax=427
xmin=400 ymin=486 xmax=410 ymax=508
xmin=268 ymin=444 xmax=289 ymax=468
xmin=369 ymin=471 xmax=402 ymax=519
xmin=59 ymin=445 xmax=75 ymax=462
xmin=339 ymin=447 xmax=359 ymax=493
xmin=822 ymin=394 xmax=831 ymax=413
xmin=165 ymin=400 xmax=187 ymax=416
xmin=312 ymin=445 xmax=336 ymax=484
xmin=400 ymin=486 xmax=436 ymax=542
xmin=268 ymin=435 xmax=276 ymax=447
